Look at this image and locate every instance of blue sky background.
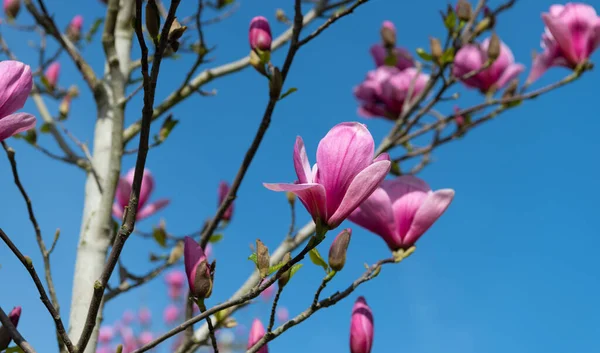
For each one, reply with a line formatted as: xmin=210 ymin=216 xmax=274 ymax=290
xmin=1 ymin=0 xmax=600 ymax=352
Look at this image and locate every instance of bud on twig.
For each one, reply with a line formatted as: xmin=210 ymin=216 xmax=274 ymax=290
xmin=66 ymin=15 xmax=84 ymax=42
xmin=380 ymin=20 xmax=396 ymax=49
xmin=487 ymin=32 xmax=500 ymax=62
xmin=3 ymin=0 xmax=20 ymax=21
xmin=168 ymin=17 xmax=187 ymax=52
xmin=256 ymin=239 xmax=270 ymax=278
xmin=275 ymin=8 xmax=290 ymax=25
xmin=501 ymin=78 xmax=519 ymax=100
xmin=328 ymin=228 xmax=351 ymax=272
xmin=278 ymin=252 xmax=292 ymax=288
xmin=145 ymin=0 xmax=161 ymax=42
xmin=429 ymin=37 xmax=442 ymax=63
xmin=269 ymin=67 xmax=283 ymax=99
xmin=168 ymin=240 xmax=184 ymax=264
xmin=184 ymin=237 xmax=213 ymax=300
xmin=456 ymin=0 xmax=472 ymax=22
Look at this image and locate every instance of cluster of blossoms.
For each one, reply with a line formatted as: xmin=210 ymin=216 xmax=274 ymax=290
xmin=96 ymin=307 xmax=155 ymax=353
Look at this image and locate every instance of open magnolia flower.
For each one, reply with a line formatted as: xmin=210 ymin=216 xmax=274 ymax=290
xmin=0 ymin=61 xmax=36 ymax=142
xmin=112 ymin=168 xmax=170 ymax=221
xmin=264 ymin=122 xmax=390 ymax=230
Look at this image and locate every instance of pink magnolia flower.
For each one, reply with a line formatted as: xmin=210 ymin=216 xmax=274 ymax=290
xmin=184 ymin=236 xmax=212 ymax=299
xmin=264 ymin=122 xmax=391 ymax=230
xmin=350 ymin=297 xmax=374 ymax=353
xmin=528 ymin=3 xmax=600 ymax=83
xmin=138 ymin=307 xmax=151 ymax=326
xmin=44 ymin=62 xmax=60 ymax=89
xmin=453 ymin=37 xmax=524 ymax=93
xmin=163 ymin=304 xmax=180 ymax=324
xmin=138 ymin=331 xmax=153 ymax=346
xmin=218 ymin=181 xmax=234 ymax=222
xmin=276 ymin=307 xmax=289 ymax=322
xmin=112 ymin=168 xmax=170 ymax=221
xmin=0 ymin=61 xmax=35 ymax=142
xmin=349 ymin=176 xmax=454 ymax=251
xmin=3 ymin=0 xmax=20 ymax=20
xmin=165 ymin=270 xmax=186 ymax=288
xmin=0 ymin=306 xmax=21 ymax=350
xmin=260 ymin=283 xmax=275 ymax=300
xmin=122 ymin=310 xmax=135 ymax=324
xmin=249 ymin=16 xmax=272 ymax=51
xmin=67 ymin=15 xmax=84 ymax=41
xmin=120 ymin=326 xmax=138 ymax=353
xmin=98 ymin=326 xmax=114 ymax=344
xmin=370 ymin=21 xmax=414 ymax=70
xmin=354 ymin=67 xmax=429 ymax=120
xmin=247 ymin=319 xmax=268 ymax=353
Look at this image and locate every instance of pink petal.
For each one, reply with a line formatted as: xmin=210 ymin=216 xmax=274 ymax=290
xmin=136 ymin=198 xmax=169 ymax=220
xmin=263 ymin=182 xmax=327 ymax=225
xmin=139 ymin=169 xmax=155 ymax=209
xmin=348 ymin=187 xmax=399 ymax=249
xmin=369 ymin=44 xmax=386 ymax=67
xmin=495 ymin=63 xmax=524 ymax=89
xmin=316 ymin=122 xmax=375 ymax=218
xmin=293 ymin=136 xmax=312 ymax=183
xmin=184 ymin=236 xmax=206 ymax=294
xmin=404 ymin=189 xmax=455 ymax=247
xmin=453 ymin=44 xmax=486 ymax=88
xmin=526 ymin=50 xmax=554 ymax=84
xmin=543 ymin=12 xmax=578 ymax=63
xmin=115 ymin=176 xmax=132 ymax=208
xmin=350 ymin=297 xmax=373 ymax=353
xmin=328 ymin=159 xmax=390 ymax=229
xmin=112 ymin=203 xmax=124 ymax=220
xmin=0 ymin=61 xmax=33 ymax=117
xmin=0 ymin=112 xmax=35 ymax=141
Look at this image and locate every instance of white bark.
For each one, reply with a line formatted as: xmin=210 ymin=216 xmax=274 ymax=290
xmin=67 ymin=1 xmax=134 ymax=352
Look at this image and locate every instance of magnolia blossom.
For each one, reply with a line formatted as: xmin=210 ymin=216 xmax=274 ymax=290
xmin=453 ymin=37 xmax=524 ymax=93
xmin=354 ymin=67 xmax=429 ymax=119
xmin=98 ymin=326 xmax=114 ymax=344
xmin=138 ymin=307 xmax=151 ymax=326
xmin=112 ymin=168 xmax=170 ymax=221
xmin=276 ymin=307 xmax=289 ymax=322
xmin=67 ymin=15 xmax=84 ymax=41
xmin=44 ymin=62 xmax=61 ymax=89
xmin=247 ymin=319 xmax=268 ymax=353
xmin=138 ymin=331 xmax=153 ymax=346
xmin=528 ymin=3 xmax=600 ymax=83
xmin=249 ymin=16 xmax=272 ymax=51
xmin=163 ymin=304 xmax=180 ymax=324
xmin=349 ymin=176 xmax=454 ymax=251
xmin=370 ymin=21 xmax=414 ymax=70
xmin=0 ymin=61 xmax=36 ymax=142
xmin=350 ymin=297 xmax=374 ymax=353
xmin=218 ymin=181 xmax=234 ymax=221
xmin=264 ymin=122 xmax=391 ymax=230
xmin=184 ymin=236 xmax=212 ymax=299
xmin=0 ymin=306 xmax=21 ymax=350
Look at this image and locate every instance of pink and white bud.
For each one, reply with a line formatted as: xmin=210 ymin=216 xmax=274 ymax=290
xmin=44 ymin=62 xmax=61 ymax=89
xmin=184 ymin=236 xmax=213 ymax=299
xmin=247 ymin=319 xmax=268 ymax=353
xmin=67 ymin=15 xmax=84 ymax=42
xmin=249 ymin=16 xmax=272 ymax=52
xmin=350 ymin=297 xmax=373 ymax=353
xmin=0 ymin=306 xmax=21 ymax=350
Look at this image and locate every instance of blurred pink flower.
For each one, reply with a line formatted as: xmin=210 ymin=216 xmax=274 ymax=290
xmin=453 ymin=36 xmax=524 ymax=93
xmin=138 ymin=307 xmax=151 ymax=325
xmin=349 ymin=176 xmax=454 ymax=251
xmin=44 ymin=62 xmax=61 ymax=89
xmin=370 ymin=21 xmax=414 ymax=70
xmin=163 ymin=304 xmax=180 ymax=324
xmin=138 ymin=331 xmax=154 ymax=346
xmin=0 ymin=61 xmax=36 ymax=142
xmin=122 ymin=310 xmax=135 ymax=325
xmin=3 ymin=0 xmax=20 ymax=20
xmin=247 ymin=319 xmax=268 ymax=353
xmin=260 ymin=283 xmax=275 ymax=300
xmin=264 ymin=122 xmax=391 ymax=230
xmin=112 ymin=168 xmax=170 ymax=221
xmin=67 ymin=15 xmax=84 ymax=41
xmin=454 ymin=106 xmax=465 ymax=127
xmin=218 ymin=181 xmax=234 ymax=222
xmin=350 ymin=297 xmax=374 ymax=353
xmin=165 ymin=270 xmax=185 ymax=288
xmin=98 ymin=326 xmax=114 ymax=344
xmin=528 ymin=3 xmax=600 ymax=83
xmin=276 ymin=307 xmax=289 ymax=322
xmin=168 ymin=286 xmax=182 ymax=300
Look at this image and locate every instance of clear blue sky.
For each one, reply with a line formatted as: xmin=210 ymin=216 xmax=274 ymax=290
xmin=1 ymin=0 xmax=599 ymax=352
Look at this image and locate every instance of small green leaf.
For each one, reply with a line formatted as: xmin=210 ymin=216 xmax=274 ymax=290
xmin=279 ymin=87 xmax=297 ymax=101
xmin=267 ymin=262 xmax=285 ymax=275
xmin=308 ymin=248 xmax=329 ymax=273
xmin=444 ymin=10 xmax=457 ymax=31
xmin=152 ymin=227 xmax=167 ymax=248
xmin=440 ymin=47 xmax=455 ymax=65
xmin=502 ymin=99 xmax=523 ymax=108
xmin=23 ymin=129 xmax=37 ymax=145
xmin=158 ymin=115 xmax=179 ymax=142
xmin=85 ymin=18 xmax=105 ymax=43
xmin=40 ymin=122 xmax=52 ymax=133
xmin=209 ymin=233 xmax=224 ymax=243
xmin=40 ymin=75 xmax=52 ymax=91
xmin=384 ymin=54 xmax=397 ymax=67
xmin=416 ymin=48 xmax=433 ymax=62
xmin=390 ymin=161 xmax=401 ymax=175
xmin=248 ymin=252 xmax=258 ymax=265
xmin=289 ymin=263 xmax=303 ymax=280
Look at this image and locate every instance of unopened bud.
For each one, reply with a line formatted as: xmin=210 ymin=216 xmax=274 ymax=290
xmin=269 ymin=67 xmax=283 ymax=99
xmin=286 ymin=191 xmax=295 ymax=205
xmin=44 ymin=62 xmax=60 ymax=90
xmin=275 ymin=9 xmax=289 ymax=24
xmin=145 ymin=0 xmax=161 ymax=41
xmin=429 ymin=37 xmax=442 ymax=63
xmin=3 ymin=0 xmax=20 ymax=21
xmin=66 ymin=15 xmax=84 ymax=42
xmin=256 ymin=239 xmax=270 ymax=278
xmin=501 ymin=78 xmax=519 ymax=99
xmin=249 ymin=49 xmax=267 ymax=76
xmin=380 ymin=20 xmax=396 ymax=49
xmin=328 ymin=228 xmax=351 ymax=272
xmin=67 ymin=85 xmax=80 ymax=98
xmin=278 ymin=252 xmax=292 ymax=288
xmin=456 ymin=0 xmax=472 ymax=22
xmin=249 ymin=16 xmax=272 ymax=52
xmin=59 ymin=95 xmax=72 ymax=120
xmin=0 ymin=306 xmax=21 ymax=350
xmin=168 ymin=240 xmax=184 ymax=264
xmin=192 ymin=260 xmax=213 ymax=299
xmin=474 ymin=9 xmax=495 ymax=36
xmin=487 ymin=32 xmax=500 ymax=62
xmin=168 ymin=17 xmax=187 ymax=52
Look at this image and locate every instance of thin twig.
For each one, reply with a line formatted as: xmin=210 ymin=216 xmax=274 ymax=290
xmin=198 ymin=301 xmax=219 ymax=353
xmin=267 ymin=286 xmax=283 ymax=332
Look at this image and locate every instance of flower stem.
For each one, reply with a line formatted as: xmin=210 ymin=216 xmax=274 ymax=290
xmin=197 ymin=299 xmax=219 ymax=353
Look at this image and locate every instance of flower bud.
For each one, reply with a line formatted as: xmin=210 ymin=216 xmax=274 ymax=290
xmin=145 ymin=0 xmax=161 ymax=41
xmin=501 ymin=78 xmax=519 ymax=100
xmin=456 ymin=0 xmax=472 ymax=22
xmin=66 ymin=15 xmax=84 ymax=42
xmin=350 ymin=297 xmax=373 ymax=353
xmin=269 ymin=67 xmax=283 ymax=99
xmin=379 ymin=20 xmax=396 ymax=49
xmin=275 ymin=9 xmax=289 ymax=24
xmin=218 ymin=181 xmax=234 ymax=222
xmin=429 ymin=37 xmax=442 ymax=63
xmin=59 ymin=95 xmax=72 ymax=120
xmin=328 ymin=228 xmax=351 ymax=272
xmin=487 ymin=32 xmax=500 ymax=62
xmin=3 ymin=0 xmax=20 ymax=21
xmin=184 ymin=237 xmax=213 ymax=299
xmin=247 ymin=319 xmax=268 ymax=353
xmin=0 ymin=306 xmax=21 ymax=350
xmin=168 ymin=17 xmax=187 ymax=52
xmin=256 ymin=239 xmax=270 ymax=278
xmin=278 ymin=252 xmax=292 ymax=288
xmin=44 ymin=62 xmax=60 ymax=90
xmin=249 ymin=16 xmax=272 ymax=52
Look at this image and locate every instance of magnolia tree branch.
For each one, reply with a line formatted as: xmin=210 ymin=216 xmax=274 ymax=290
xmin=247 ymin=257 xmax=396 ymax=353
xmin=0 ymin=228 xmax=75 ymax=353
xmin=1 ymin=142 xmax=64 ymax=352
xmin=0 ymin=307 xmax=36 ymax=353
